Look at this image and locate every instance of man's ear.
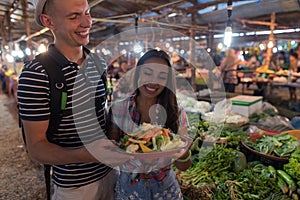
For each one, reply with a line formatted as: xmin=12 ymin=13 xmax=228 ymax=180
xmin=40 ymin=14 xmax=54 ymax=29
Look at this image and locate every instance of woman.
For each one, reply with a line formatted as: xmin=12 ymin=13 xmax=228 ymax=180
xmin=219 ymin=48 xmax=242 ymax=93
xmin=108 ymin=49 xmax=191 ymax=200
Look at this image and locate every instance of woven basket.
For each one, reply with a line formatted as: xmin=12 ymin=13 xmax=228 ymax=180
xmin=281 ymin=130 xmax=300 ymax=142
xmin=239 ymin=140 xmax=289 ymax=169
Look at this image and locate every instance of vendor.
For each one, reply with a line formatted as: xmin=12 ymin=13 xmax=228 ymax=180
xmin=115 ymin=59 xmax=130 ymax=80
xmin=171 ymin=51 xmax=186 ymax=72
xmin=0 ymin=65 xmax=8 ymax=93
xmin=288 ymin=52 xmax=298 ymax=101
xmin=219 ymin=48 xmax=243 ymax=93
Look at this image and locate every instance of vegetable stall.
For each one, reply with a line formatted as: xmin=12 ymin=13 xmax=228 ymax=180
xmin=175 ymin=93 xmax=300 ymax=200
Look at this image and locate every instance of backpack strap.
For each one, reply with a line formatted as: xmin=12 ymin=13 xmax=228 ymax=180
xmin=36 ymin=53 xmax=69 ymax=140
xmin=89 ymin=52 xmax=107 ymax=92
xmin=35 ymin=53 xmax=68 ymax=200
xmin=88 ymin=53 xmax=108 ymax=130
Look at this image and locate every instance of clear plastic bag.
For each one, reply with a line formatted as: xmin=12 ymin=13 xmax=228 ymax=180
xmin=255 ymin=115 xmax=294 ymax=132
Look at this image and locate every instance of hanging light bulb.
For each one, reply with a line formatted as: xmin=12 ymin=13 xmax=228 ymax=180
xmin=224 ymin=0 xmax=233 ymax=48
xmin=132 ymin=14 xmax=143 ymax=54
xmin=38 ymin=43 xmax=47 ymax=53
xmin=224 ymin=25 xmax=232 ymax=47
xmin=133 ymin=41 xmax=143 ymax=53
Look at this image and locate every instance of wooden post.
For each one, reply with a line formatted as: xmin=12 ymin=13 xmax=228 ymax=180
xmin=5 ymin=11 xmax=11 ymax=42
xmin=207 ymin=23 xmax=214 ymax=53
xmin=189 ymin=13 xmax=196 ymax=91
xmin=207 ymin=23 xmax=215 ymax=90
xmin=0 ymin=22 xmax=5 ymax=43
xmin=265 ymin=12 xmax=276 ymax=68
xmin=21 ymin=0 xmax=33 ymax=60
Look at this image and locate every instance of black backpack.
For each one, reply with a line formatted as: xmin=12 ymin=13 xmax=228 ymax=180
xmin=19 ymin=52 xmax=107 ymax=200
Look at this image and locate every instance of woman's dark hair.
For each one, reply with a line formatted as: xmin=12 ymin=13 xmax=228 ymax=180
xmin=134 ymin=49 xmax=179 ymax=133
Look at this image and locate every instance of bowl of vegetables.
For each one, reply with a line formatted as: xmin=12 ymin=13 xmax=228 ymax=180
xmin=240 ymin=133 xmax=299 ymax=169
xmin=119 ymin=123 xmax=193 ymax=159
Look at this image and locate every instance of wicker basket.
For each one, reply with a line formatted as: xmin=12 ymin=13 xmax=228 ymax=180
xmin=239 ymin=140 xmax=289 ymax=169
xmin=281 ymin=130 xmax=300 ymax=142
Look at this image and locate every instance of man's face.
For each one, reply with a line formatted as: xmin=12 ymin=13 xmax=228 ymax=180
xmin=50 ymin=0 xmax=92 ymax=47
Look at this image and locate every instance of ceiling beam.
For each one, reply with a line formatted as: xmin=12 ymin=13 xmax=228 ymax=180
xmin=151 ymin=0 xmax=185 ymax=11
xmin=123 ymin=0 xmax=159 ymax=7
xmin=236 ymin=18 xmax=278 ymax=27
xmin=89 ymin=0 xmax=105 ymax=8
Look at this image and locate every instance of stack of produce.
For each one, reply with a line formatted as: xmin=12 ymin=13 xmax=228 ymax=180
xmin=179 ymin=114 xmax=300 ymax=199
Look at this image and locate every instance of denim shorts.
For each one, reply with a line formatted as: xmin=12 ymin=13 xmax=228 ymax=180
xmin=114 ymin=169 xmax=183 ymax=200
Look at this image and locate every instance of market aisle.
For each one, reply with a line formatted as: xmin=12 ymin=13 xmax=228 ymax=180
xmin=0 ymin=94 xmax=45 ymax=199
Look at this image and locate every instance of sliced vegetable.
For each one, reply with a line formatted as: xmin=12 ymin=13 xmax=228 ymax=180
xmin=124 ymin=140 xmax=131 ymax=147
xmin=128 ymin=138 xmax=147 ymax=144
xmin=277 ymin=169 xmax=297 ymax=196
xmin=268 ymin=165 xmax=276 ymax=178
xmin=126 ymin=144 xmax=139 ymax=153
xmin=139 ymin=143 xmax=153 ymax=153
xmin=277 ymin=176 xmax=289 ymax=194
xmin=162 ymin=128 xmax=170 ymax=137
xmin=292 ymin=193 xmax=299 ymax=200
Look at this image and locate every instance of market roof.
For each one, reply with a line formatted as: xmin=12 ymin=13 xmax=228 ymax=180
xmin=0 ymin=0 xmax=299 ymax=48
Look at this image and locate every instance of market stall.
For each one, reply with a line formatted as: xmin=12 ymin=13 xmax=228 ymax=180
xmin=176 ymin=93 xmax=299 ymax=200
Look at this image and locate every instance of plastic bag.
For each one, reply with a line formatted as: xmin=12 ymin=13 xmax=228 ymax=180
xmin=256 ymin=115 xmax=294 ymax=132
xmin=261 ymin=102 xmax=278 ymax=114
xmin=291 ymin=116 xmax=300 ymax=129
xmin=202 ymin=99 xmax=231 ymax=123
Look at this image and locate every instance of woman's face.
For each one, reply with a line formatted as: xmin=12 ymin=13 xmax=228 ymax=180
xmin=137 ymin=57 xmax=170 ymax=98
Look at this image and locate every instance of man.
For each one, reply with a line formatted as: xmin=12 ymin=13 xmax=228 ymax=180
xmin=17 ymin=0 xmax=128 ymax=199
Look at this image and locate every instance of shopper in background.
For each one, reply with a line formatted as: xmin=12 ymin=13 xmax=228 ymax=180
xmin=276 ymin=51 xmax=288 ymax=69
xmin=219 ymin=48 xmax=242 ymax=93
xmin=295 ymin=44 xmax=300 ymax=72
xmin=0 ymin=65 xmax=8 ymax=93
xmin=246 ymin=54 xmax=261 ymax=70
xmin=171 ymin=51 xmax=187 ymax=72
xmin=17 ymin=0 xmax=129 ymax=199
xmin=115 ymin=59 xmax=130 ymax=80
xmin=288 ymin=52 xmax=298 ymax=101
xmin=107 ymin=60 xmax=118 ymax=78
xmin=108 ymin=49 xmax=191 ymax=200
xmin=212 ymin=49 xmax=223 ymax=67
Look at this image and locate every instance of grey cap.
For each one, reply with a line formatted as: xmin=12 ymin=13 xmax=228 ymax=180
xmin=35 ymin=0 xmax=47 ymax=27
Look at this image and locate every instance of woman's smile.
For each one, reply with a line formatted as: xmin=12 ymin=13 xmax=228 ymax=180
xmin=144 ymin=84 xmax=160 ymax=94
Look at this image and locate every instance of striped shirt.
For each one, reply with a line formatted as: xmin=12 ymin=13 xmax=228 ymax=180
xmin=17 ymin=45 xmax=111 ymax=188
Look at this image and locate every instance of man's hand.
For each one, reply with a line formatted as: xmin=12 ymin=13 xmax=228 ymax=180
xmin=86 ymin=139 xmax=133 ymax=167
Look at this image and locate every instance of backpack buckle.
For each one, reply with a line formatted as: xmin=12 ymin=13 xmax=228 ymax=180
xmin=55 ymin=83 xmax=64 ymax=90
